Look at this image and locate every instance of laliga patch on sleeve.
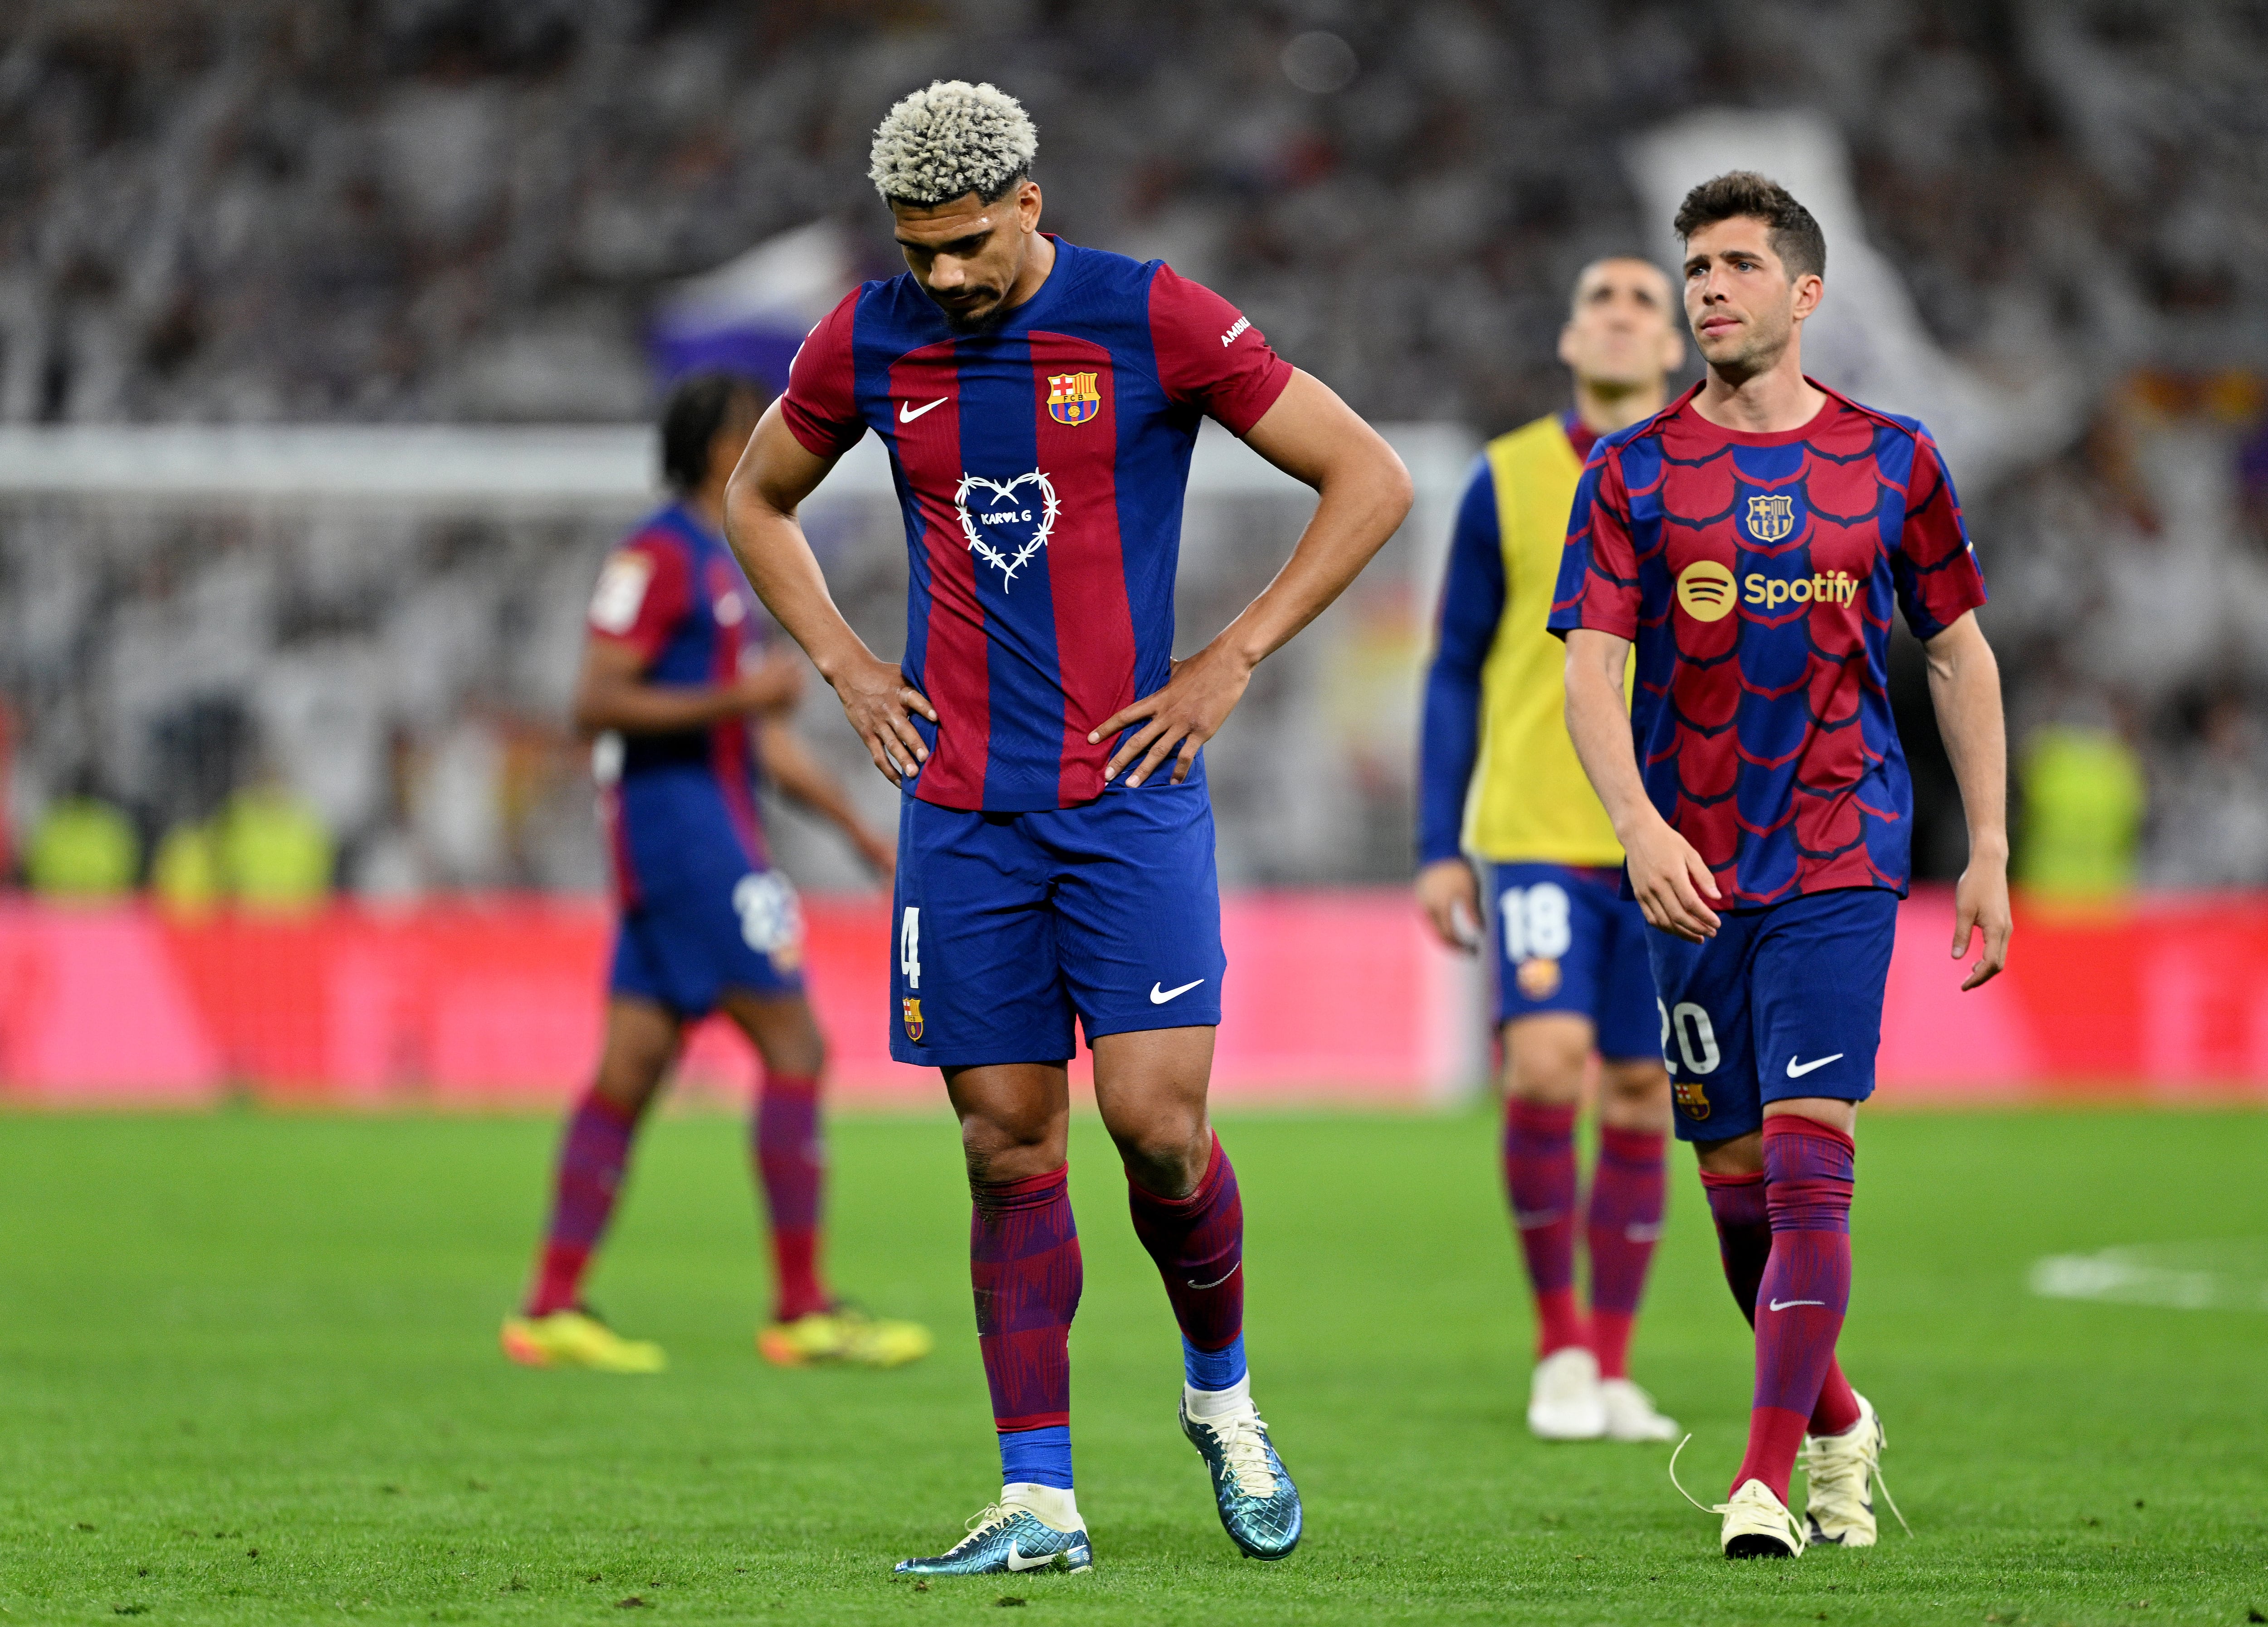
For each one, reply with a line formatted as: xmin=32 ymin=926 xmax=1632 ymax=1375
xmin=589 ymin=550 xmax=654 ymax=633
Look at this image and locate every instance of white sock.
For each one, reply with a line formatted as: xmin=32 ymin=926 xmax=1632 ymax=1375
xmin=1184 ymin=1372 xmax=1251 ymax=1421
xmin=1002 ymin=1481 xmax=1082 ymax=1531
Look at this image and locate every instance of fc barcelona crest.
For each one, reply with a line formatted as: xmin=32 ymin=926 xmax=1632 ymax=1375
xmin=1046 ymin=371 xmax=1101 ymax=426
xmin=901 ymin=997 xmax=924 ymax=1043
xmin=1745 ymin=493 xmax=1796 ymax=544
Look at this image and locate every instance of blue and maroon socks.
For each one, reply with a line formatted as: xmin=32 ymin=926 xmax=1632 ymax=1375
xmin=1585 ymin=1125 xmax=1666 ymax=1380
xmin=1505 ymin=1099 xmax=1586 ymax=1357
xmin=1127 ymin=1133 xmax=1249 ymax=1400
xmin=526 ymin=1088 xmax=639 ymax=1316
xmin=1730 ymin=1117 xmax=1857 ymax=1502
xmin=753 ymin=1071 xmax=830 ymax=1323
xmin=972 ymin=1166 xmax=1082 ymax=1493
xmin=1701 ymin=1160 xmax=1863 ymax=1440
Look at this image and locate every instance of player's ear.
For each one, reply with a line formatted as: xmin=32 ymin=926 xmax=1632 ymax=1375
xmin=1790 ymin=272 xmax=1824 ymax=323
xmin=1658 ymin=323 xmax=1686 ymax=375
xmin=1017 ymin=178 xmax=1043 ymax=232
xmin=1556 ymin=323 xmax=1580 ymax=370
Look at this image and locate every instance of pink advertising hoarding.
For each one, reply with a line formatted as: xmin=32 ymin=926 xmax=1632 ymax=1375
xmin=1 ymin=891 xmax=2263 ymax=1108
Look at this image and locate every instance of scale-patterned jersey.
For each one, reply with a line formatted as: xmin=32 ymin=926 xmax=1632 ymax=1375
xmin=1547 ymin=382 xmax=1988 ymax=905
xmin=780 ymin=236 xmax=1292 ymax=813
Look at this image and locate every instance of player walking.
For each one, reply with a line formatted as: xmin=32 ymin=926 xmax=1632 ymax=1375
xmin=502 ymin=372 xmax=932 ymax=1377
xmin=1552 ymin=174 xmax=2010 ymax=1559
xmin=723 ymin=82 xmax=1412 ymax=1575
xmin=1417 ymin=259 xmax=1686 ymax=1445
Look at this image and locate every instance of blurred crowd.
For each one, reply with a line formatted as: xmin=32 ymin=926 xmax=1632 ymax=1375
xmin=4 ymin=0 xmax=2268 ymax=895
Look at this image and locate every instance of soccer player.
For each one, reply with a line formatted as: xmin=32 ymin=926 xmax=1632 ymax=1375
xmin=1417 ymin=259 xmax=1686 ymax=1444
xmin=500 ymin=372 xmax=933 ymax=1377
xmin=1552 ymin=173 xmax=2010 ymax=1559
xmin=722 ymin=82 xmax=1412 ymax=1575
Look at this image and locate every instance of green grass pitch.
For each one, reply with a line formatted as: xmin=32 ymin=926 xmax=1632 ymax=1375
xmin=1 ymin=1105 xmax=2263 ymax=1624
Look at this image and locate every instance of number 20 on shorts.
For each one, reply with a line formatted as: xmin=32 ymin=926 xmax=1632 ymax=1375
xmin=1658 ymin=997 xmax=1720 ymax=1076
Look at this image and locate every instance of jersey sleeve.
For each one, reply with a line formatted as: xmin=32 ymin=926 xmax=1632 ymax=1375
xmin=1892 ymin=426 xmax=1989 ymax=639
xmin=587 ymin=531 xmax=694 ymax=665
xmin=1546 ymin=446 xmax=1640 ymax=641
xmin=779 ymin=290 xmax=865 ymax=459
xmin=1417 ymin=456 xmax=1506 ymax=866
xmin=1147 ymin=265 xmax=1295 ymax=435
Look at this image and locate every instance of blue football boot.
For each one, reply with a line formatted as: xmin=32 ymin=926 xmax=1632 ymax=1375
xmin=1180 ymin=1394 xmax=1303 ymax=1559
xmin=894 ymin=1500 xmax=1093 ymax=1577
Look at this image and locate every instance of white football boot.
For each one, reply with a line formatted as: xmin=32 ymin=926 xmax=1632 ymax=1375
xmin=1800 ymin=1392 xmax=1909 ymax=1547
xmin=1670 ymin=1436 xmax=1806 ymax=1559
xmin=1526 ymin=1346 xmax=1607 ymax=1440
xmin=1599 ymin=1377 xmax=1680 ymax=1442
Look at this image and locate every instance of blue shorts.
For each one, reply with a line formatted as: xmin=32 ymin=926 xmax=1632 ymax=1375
xmin=610 ymin=861 xmax=806 ymax=1019
xmin=890 ymin=785 xmax=1226 ymax=1068
xmin=1486 ymin=862 xmax=1658 ymax=1061
xmin=1643 ymin=887 xmax=1898 ymax=1143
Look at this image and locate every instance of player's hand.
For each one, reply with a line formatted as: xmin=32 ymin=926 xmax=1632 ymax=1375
xmin=1951 ymin=850 xmax=2011 ymax=990
xmin=1090 ymin=642 xmax=1253 ymax=788
xmin=1624 ymin=814 xmax=1721 ymax=943
xmin=730 ymin=650 xmax=806 ymax=714
xmin=828 ymin=651 xmax=936 ymax=787
xmin=1416 ymin=858 xmax=1484 ymax=953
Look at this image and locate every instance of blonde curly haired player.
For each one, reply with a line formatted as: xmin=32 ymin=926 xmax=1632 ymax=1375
xmin=719 ymin=78 xmax=1413 ymax=1576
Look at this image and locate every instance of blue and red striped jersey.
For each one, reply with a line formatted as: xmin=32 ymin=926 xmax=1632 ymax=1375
xmin=780 ymin=236 xmax=1294 ymax=811
xmin=587 ymin=503 xmax=769 ymax=906
xmin=1546 ymin=383 xmax=1989 ymax=905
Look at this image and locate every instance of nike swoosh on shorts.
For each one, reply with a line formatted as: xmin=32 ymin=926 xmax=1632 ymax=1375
xmin=1785 ymin=1053 xmax=1845 ymax=1078
xmin=1150 ymin=979 xmax=1205 ymax=1005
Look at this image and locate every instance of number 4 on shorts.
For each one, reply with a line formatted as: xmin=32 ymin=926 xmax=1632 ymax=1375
xmin=900 ymin=907 xmax=922 ymax=990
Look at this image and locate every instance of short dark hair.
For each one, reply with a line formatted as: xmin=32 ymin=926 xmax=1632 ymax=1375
xmin=660 ymin=372 xmax=763 ymax=493
xmin=1672 ymin=171 xmax=1826 ymax=282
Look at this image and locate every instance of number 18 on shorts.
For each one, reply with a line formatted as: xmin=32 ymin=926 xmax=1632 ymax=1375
xmin=1642 ymin=888 xmax=1900 ymax=1142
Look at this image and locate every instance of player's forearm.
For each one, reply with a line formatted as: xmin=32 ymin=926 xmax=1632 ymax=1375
xmin=758 ymin=722 xmax=865 ymax=837
xmin=575 ymin=677 xmax=743 ymax=735
xmin=1562 ymin=633 xmax=1658 ymax=843
xmin=723 ymin=486 xmax=880 ymax=687
xmin=1925 ymin=618 xmax=2009 ymax=860
xmin=1215 ymin=448 xmax=1413 ymax=671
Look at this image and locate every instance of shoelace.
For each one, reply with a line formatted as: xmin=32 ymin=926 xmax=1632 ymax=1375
xmin=1207 ymin=1410 xmax=1280 ymax=1499
xmin=1667 ymin=1435 xmax=1808 ymax=1553
xmin=1799 ymin=1421 xmax=1912 ymax=1537
xmin=953 ymin=1504 xmax=1015 ymax=1550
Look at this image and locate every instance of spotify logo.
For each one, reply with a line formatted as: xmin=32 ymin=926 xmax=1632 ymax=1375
xmin=1675 ymin=559 xmax=1738 ymax=622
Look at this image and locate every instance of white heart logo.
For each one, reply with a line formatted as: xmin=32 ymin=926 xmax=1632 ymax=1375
xmin=953 ymin=469 xmax=1060 ymax=590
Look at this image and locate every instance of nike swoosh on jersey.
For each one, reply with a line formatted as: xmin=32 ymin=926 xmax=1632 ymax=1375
xmin=1768 ymin=1298 xmax=1827 ymax=1311
xmin=1149 ymin=978 xmax=1206 ymax=1005
xmin=899 ymin=397 xmax=947 ymax=423
xmin=1004 ymin=1543 xmax=1052 ymax=1573
xmin=1785 ymin=1053 xmax=1846 ymax=1078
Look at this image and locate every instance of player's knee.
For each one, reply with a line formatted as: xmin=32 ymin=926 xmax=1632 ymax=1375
xmin=1502 ymin=1026 xmax=1589 ymax=1106
xmin=1110 ymin=1113 xmax=1209 ymax=1199
xmin=1600 ymin=1059 xmax=1672 ymax=1122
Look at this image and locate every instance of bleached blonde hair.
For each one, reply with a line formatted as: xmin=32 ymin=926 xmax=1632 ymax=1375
xmin=868 ymin=80 xmax=1037 ymax=207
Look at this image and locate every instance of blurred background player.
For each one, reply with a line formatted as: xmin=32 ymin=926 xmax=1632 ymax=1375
xmin=1554 ymin=173 xmax=2010 ymax=1559
xmin=1417 ymin=258 xmax=1686 ymax=1445
xmin=501 ymin=372 xmax=931 ymax=1376
xmin=725 ymin=81 xmax=1411 ymax=1575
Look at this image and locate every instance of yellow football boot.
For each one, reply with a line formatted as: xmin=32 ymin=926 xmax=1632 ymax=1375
xmin=500 ymin=1309 xmax=666 ymax=1374
xmin=758 ymin=1305 xmax=934 ymax=1369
